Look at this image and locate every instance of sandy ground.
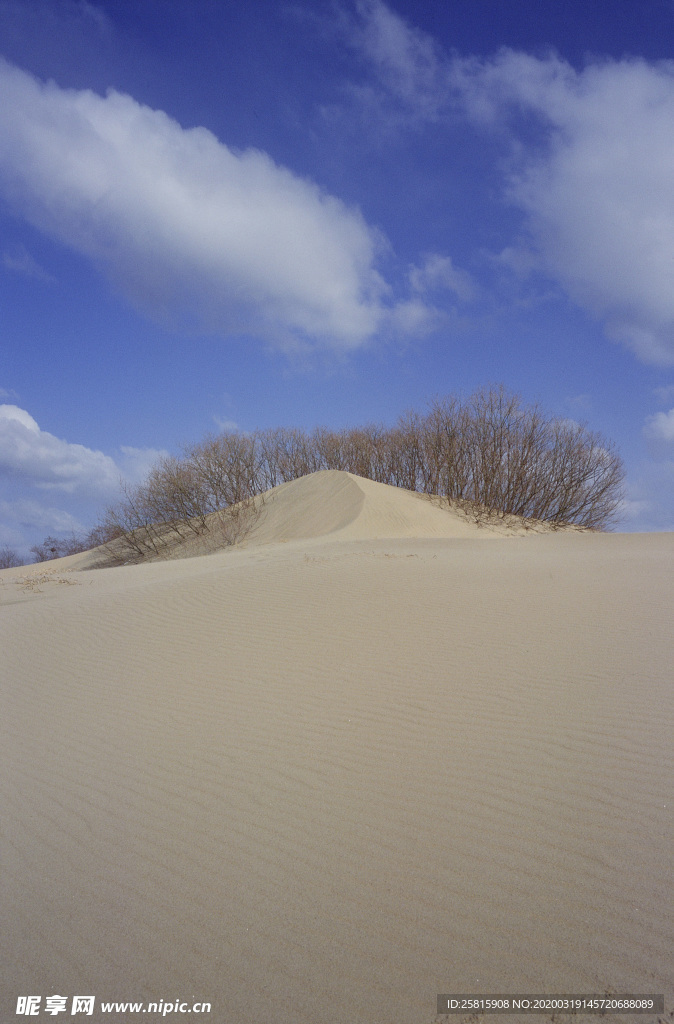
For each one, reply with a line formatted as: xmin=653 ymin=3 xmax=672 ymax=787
xmin=1 ymin=472 xmax=672 ymax=1024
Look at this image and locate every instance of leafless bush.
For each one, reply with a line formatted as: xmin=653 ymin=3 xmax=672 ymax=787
xmin=526 ymin=418 xmax=624 ymax=529
xmin=257 ymin=426 xmax=322 ymax=486
xmin=99 ymin=442 xmax=265 ymax=566
xmin=0 ymin=546 xmax=25 ymax=568
xmin=410 ymin=387 xmax=623 ymax=529
xmin=27 ymin=521 xmax=125 ymax=564
xmin=100 ymin=481 xmax=165 ymax=562
xmin=30 ymin=534 xmax=91 ymax=563
xmin=184 ymin=432 xmax=263 ymax=509
xmin=93 ymin=387 xmax=624 ymax=561
xmin=83 ymin=521 xmax=126 ymax=549
xmin=213 ymin=494 xmax=261 ymax=547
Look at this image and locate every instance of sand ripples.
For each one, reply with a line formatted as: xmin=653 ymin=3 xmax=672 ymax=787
xmin=2 ymin=529 xmax=672 ymax=1023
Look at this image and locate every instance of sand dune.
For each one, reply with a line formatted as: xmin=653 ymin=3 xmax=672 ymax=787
xmin=242 ymin=470 xmax=503 ymax=544
xmin=77 ymin=470 xmax=561 ymax=568
xmin=1 ymin=472 xmax=672 ymax=1024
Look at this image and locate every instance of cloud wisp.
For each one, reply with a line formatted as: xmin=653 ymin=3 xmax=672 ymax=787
xmin=644 ymin=408 xmax=674 ymax=445
xmin=353 ymin=2 xmax=674 ymax=366
xmin=349 ymin=0 xmax=450 ymax=122
xmin=409 ymin=254 xmax=478 ymax=303
xmin=2 ymin=244 xmax=53 ymax=281
xmin=0 ymin=58 xmax=402 ymax=351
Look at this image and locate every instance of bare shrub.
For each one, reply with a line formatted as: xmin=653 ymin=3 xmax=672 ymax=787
xmin=98 ymin=438 xmax=266 ymax=566
xmin=30 ymin=536 xmax=66 ymax=562
xmin=91 ymin=386 xmax=624 ymax=563
xmin=0 ymin=546 xmax=25 ymax=569
xmin=419 ymin=387 xmax=623 ymax=529
xmin=213 ymin=494 xmax=262 ymax=547
xmin=527 ymin=418 xmax=624 ymax=529
xmin=379 ymin=414 xmax=423 ymax=490
xmin=99 ymin=479 xmax=174 ymax=563
xmin=83 ymin=521 xmax=125 ymax=549
xmin=30 ymin=534 xmax=93 ymax=563
xmin=184 ymin=432 xmax=263 ymax=509
xmin=257 ymin=426 xmax=321 ymax=486
xmin=27 ymin=522 xmax=126 ymax=565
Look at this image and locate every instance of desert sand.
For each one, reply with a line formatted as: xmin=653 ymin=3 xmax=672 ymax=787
xmin=1 ymin=471 xmax=672 ymax=1024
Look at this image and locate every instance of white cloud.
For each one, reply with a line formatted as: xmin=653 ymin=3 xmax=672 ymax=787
xmin=0 ymin=58 xmax=404 ymax=351
xmin=118 ymin=445 xmax=170 ymax=483
xmin=352 ymin=4 xmax=674 ymax=365
xmin=653 ymin=384 xmax=674 ymax=404
xmin=386 ymin=297 xmax=442 ymax=336
xmin=491 ymin=245 xmax=540 ymax=280
xmin=0 ymin=404 xmax=168 ymax=494
xmin=622 ymin=457 xmax=674 ymax=531
xmin=0 ymin=404 xmax=120 ymax=492
xmin=212 ymin=417 xmax=239 ymax=433
xmin=628 ymin=407 xmax=674 ymax=529
xmin=0 ymin=497 xmax=82 ymax=534
xmin=0 ymin=404 xmax=171 ymax=554
xmin=644 ymin=408 xmax=674 ymax=443
xmin=617 ymin=494 xmax=651 ymax=524
xmin=453 ymin=52 xmax=674 ymax=365
xmin=409 ymin=254 xmax=477 ymax=302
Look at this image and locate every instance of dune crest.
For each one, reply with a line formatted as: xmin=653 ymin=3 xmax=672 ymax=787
xmin=243 ymin=469 xmax=498 ymax=546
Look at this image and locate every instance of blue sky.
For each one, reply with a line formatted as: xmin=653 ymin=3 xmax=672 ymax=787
xmin=2 ymin=0 xmax=674 ymax=556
